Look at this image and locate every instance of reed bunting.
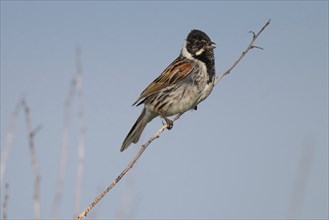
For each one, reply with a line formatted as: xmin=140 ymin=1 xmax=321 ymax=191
xmin=121 ymin=29 xmax=216 ymax=151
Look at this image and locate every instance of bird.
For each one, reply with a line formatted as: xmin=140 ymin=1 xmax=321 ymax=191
xmin=121 ymin=29 xmax=216 ymax=152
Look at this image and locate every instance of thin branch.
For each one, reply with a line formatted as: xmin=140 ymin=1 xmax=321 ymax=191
xmin=75 ymin=114 xmax=181 ymax=220
xmin=22 ymin=99 xmax=41 ymax=220
xmin=75 ymin=47 xmax=87 ymax=215
xmin=2 ymin=183 xmax=9 ymax=220
xmin=0 ymin=100 xmax=22 ymax=188
xmin=215 ymin=19 xmax=271 ymax=85
xmin=75 ymin=20 xmax=270 ymax=220
xmin=52 ymin=73 xmax=76 ymax=218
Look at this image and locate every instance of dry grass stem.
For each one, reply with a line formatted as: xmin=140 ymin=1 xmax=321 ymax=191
xmin=22 ymin=100 xmax=41 ymax=220
xmin=52 ymin=70 xmax=77 ymax=218
xmin=287 ymin=142 xmax=315 ymax=218
xmin=75 ymin=48 xmax=87 ymax=215
xmin=0 ymin=100 xmax=22 ymax=188
xmin=2 ymin=183 xmax=10 ymax=220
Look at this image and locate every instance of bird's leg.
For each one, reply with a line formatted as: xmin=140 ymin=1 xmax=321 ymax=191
xmin=157 ymin=111 xmax=173 ymax=130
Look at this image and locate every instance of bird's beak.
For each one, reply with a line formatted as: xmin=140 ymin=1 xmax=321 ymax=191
xmin=206 ymin=42 xmax=216 ymax=49
xmin=211 ymin=41 xmax=216 ymax=49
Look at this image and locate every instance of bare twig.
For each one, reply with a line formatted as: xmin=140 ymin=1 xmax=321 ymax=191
xmin=75 ymin=47 xmax=87 ymax=215
xmin=2 ymin=183 xmax=9 ymax=220
xmin=22 ymin=100 xmax=41 ymax=220
xmin=52 ymin=72 xmax=76 ymax=218
xmin=215 ymin=19 xmax=271 ymax=85
xmin=75 ymin=20 xmax=270 ymax=220
xmin=0 ymin=100 xmax=22 ymax=188
xmin=75 ymin=114 xmax=181 ymax=220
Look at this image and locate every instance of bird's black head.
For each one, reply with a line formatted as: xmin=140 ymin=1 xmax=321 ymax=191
xmin=185 ymin=29 xmax=215 ymax=58
xmin=184 ymin=29 xmax=216 ymax=80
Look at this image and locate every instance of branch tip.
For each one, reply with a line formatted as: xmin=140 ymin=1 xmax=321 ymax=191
xmin=249 ymin=31 xmax=256 ymax=39
xmin=251 ymin=45 xmax=264 ymax=50
xmin=215 ymin=19 xmax=270 ymax=86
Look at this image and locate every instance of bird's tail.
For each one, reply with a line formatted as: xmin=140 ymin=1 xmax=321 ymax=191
xmin=121 ymin=108 xmax=152 ymax=152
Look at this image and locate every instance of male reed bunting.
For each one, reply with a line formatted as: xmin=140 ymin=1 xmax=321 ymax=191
xmin=121 ymin=29 xmax=216 ymax=152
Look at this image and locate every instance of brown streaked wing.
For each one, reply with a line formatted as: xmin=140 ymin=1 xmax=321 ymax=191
xmin=133 ymin=58 xmax=193 ymax=106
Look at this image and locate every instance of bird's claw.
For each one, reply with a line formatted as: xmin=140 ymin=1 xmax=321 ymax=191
xmin=161 ymin=117 xmax=173 ymax=130
xmin=166 ymin=120 xmax=173 ymax=130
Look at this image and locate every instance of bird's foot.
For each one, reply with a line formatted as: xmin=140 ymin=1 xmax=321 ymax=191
xmin=158 ymin=111 xmax=174 ymax=130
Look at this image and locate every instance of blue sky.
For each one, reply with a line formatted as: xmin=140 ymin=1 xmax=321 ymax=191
xmin=1 ymin=1 xmax=328 ymax=219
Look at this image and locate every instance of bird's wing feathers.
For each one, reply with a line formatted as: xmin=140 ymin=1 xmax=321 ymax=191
xmin=133 ymin=58 xmax=193 ymax=106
